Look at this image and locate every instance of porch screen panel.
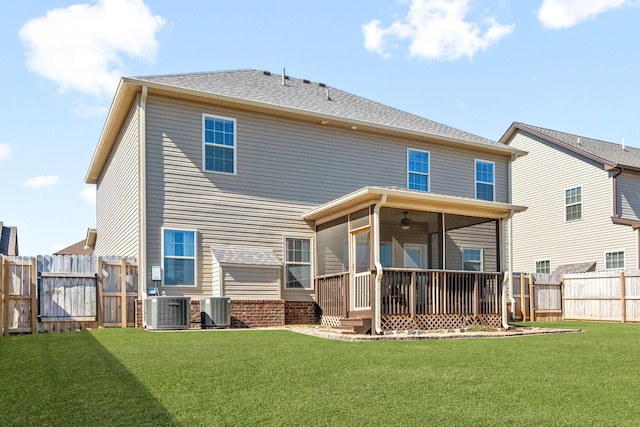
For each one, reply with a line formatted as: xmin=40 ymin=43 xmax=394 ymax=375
xmin=444 ymin=215 xmax=498 ymax=272
xmin=316 ymin=216 xmax=349 ymax=276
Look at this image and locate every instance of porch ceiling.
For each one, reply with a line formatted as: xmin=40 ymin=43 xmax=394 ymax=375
xmin=302 ymin=186 xmax=527 ymax=224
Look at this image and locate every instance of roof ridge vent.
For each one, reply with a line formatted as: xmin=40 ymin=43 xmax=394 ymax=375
xmin=263 ymin=70 xmax=271 ymax=76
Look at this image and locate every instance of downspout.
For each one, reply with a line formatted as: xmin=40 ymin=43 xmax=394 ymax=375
xmin=503 ymin=210 xmax=515 ymax=329
xmin=612 ymin=167 xmax=624 ymax=218
xmin=139 ymin=86 xmax=148 ymax=308
xmin=504 ymin=152 xmax=518 ymax=327
xmin=373 ymin=194 xmax=387 ymax=335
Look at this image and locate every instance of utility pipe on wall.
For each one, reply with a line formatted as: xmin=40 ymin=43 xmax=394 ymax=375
xmin=139 ymin=86 xmax=148 ymax=325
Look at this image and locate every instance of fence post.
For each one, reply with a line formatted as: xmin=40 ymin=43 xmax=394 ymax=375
xmin=2 ymin=256 xmax=9 ymax=336
xmin=0 ymin=255 xmax=3 ymax=339
xmin=620 ymin=271 xmax=626 ymax=323
xmin=30 ymin=257 xmax=37 ymax=334
xmin=121 ymin=257 xmax=127 ymax=328
xmin=529 ymin=273 xmax=535 ymax=322
xmin=97 ymin=257 xmax=103 ymax=328
xmin=519 ymin=273 xmax=526 ymax=321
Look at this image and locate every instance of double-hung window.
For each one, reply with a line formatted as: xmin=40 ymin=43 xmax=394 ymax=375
xmin=605 ymin=251 xmax=624 ymax=270
xmin=463 ymin=248 xmax=482 ymax=271
xmin=565 ymin=186 xmax=582 ymax=221
xmin=475 ymin=160 xmax=494 ymax=201
xmin=407 ymin=149 xmax=429 ymax=192
xmin=163 ymin=229 xmax=196 ymax=286
xmin=285 ymin=237 xmax=312 ymax=289
xmin=203 ymin=114 xmax=236 ymax=174
xmin=535 ymin=260 xmax=551 ymax=274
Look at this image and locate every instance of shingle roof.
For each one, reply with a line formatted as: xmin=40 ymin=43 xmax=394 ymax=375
xmin=133 ymin=69 xmax=505 ymax=149
xmin=54 ymin=239 xmax=94 ymax=256
xmin=211 ymin=247 xmax=282 ymax=266
xmin=503 ymin=122 xmax=640 ymax=170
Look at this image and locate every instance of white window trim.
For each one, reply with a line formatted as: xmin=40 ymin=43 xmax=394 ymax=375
xmin=283 ymin=235 xmax=314 ymax=290
xmin=161 ymin=227 xmax=198 ymax=287
xmin=564 ymin=185 xmax=583 ymax=222
xmin=202 ymin=113 xmax=237 ymax=175
xmin=604 ymin=250 xmax=625 ymax=270
xmin=462 ymin=247 xmax=483 ymax=271
xmin=407 ymin=148 xmax=430 ymax=192
xmin=475 ymin=159 xmax=495 ymax=201
xmin=403 ymin=243 xmax=427 ymax=269
xmin=535 ymin=259 xmax=551 ymax=274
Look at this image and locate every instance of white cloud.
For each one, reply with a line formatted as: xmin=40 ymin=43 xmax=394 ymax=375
xmin=19 ymin=0 xmax=166 ymax=98
xmin=23 ymin=175 xmax=59 ymax=189
xmin=362 ymin=0 xmax=515 ymax=61
xmin=537 ymin=0 xmax=632 ymax=29
xmin=81 ymin=186 xmax=96 ymax=205
xmin=0 ymin=143 xmax=10 ymax=160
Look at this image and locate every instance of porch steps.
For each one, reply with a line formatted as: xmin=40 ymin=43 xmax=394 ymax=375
xmin=337 ymin=318 xmax=372 ymax=335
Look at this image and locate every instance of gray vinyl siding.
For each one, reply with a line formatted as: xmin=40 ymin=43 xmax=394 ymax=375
xmin=445 ymin=221 xmax=498 ymax=271
xmin=617 ymin=172 xmax=640 ymax=220
xmin=508 ymin=131 xmax=638 ymax=272
xmin=143 ymin=94 xmax=512 ymax=299
xmin=221 ymin=266 xmax=281 ymax=300
xmin=94 ymin=102 xmax=140 ymax=257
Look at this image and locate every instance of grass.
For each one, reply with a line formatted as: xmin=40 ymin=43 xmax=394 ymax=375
xmin=1 ymin=322 xmax=639 ymax=426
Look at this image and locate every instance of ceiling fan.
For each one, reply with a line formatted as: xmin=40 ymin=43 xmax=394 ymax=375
xmin=400 ymin=211 xmax=415 ymax=230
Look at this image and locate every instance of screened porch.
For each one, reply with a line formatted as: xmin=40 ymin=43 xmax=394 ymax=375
xmin=303 ymin=187 xmax=525 ymax=334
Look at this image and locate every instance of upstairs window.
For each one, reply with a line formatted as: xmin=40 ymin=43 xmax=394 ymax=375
xmin=163 ymin=229 xmax=196 ymax=286
xmin=463 ymin=248 xmax=482 ymax=271
xmin=475 ymin=160 xmax=494 ymax=201
xmin=605 ymin=251 xmax=624 ymax=270
xmin=536 ymin=260 xmax=551 ymax=274
xmin=203 ymin=114 xmax=236 ymax=174
xmin=407 ymin=149 xmax=429 ymax=192
xmin=565 ymin=186 xmax=582 ymax=221
xmin=285 ymin=237 xmax=312 ymax=289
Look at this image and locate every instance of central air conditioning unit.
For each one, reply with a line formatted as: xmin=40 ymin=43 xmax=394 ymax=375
xmin=145 ymin=296 xmax=191 ymax=330
xmin=201 ymin=297 xmax=230 ymax=329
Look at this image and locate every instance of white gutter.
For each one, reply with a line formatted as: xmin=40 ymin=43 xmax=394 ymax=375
xmin=373 ymin=194 xmax=387 ymax=335
xmin=139 ymin=86 xmax=148 ymax=312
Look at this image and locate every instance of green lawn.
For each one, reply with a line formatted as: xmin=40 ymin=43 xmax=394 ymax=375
xmin=1 ymin=322 xmax=639 ymax=426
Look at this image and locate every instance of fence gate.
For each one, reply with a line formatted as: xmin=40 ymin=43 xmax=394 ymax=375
xmin=511 ymin=273 xmax=563 ymax=322
xmin=1 ymin=255 xmax=138 ymax=335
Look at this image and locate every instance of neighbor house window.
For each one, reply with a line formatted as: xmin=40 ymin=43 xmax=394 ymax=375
xmin=536 ymin=260 xmax=551 ymax=274
xmin=203 ymin=114 xmax=236 ymax=174
xmin=605 ymin=251 xmax=624 ymax=270
xmin=407 ymin=149 xmax=429 ymax=192
xmin=163 ymin=229 xmax=196 ymax=286
xmin=475 ymin=160 xmax=494 ymax=201
xmin=565 ymin=186 xmax=582 ymax=221
xmin=463 ymin=248 xmax=482 ymax=271
xmin=285 ymin=237 xmax=312 ymax=289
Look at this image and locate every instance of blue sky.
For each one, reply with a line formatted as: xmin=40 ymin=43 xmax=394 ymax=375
xmin=1 ymin=0 xmax=639 ymax=256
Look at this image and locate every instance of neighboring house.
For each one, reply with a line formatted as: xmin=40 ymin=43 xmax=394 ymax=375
xmin=501 ymin=122 xmax=640 ymax=274
xmin=86 ymin=69 xmax=526 ymax=333
xmin=0 ymin=221 xmax=18 ymax=256
xmin=54 ymin=240 xmax=94 ymax=256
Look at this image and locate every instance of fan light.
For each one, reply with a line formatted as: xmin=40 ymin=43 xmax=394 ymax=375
xmin=401 ymin=211 xmax=413 ymax=230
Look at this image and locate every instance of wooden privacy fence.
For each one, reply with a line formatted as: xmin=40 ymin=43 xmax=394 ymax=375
xmin=0 ymin=255 xmax=137 ymax=337
xmin=563 ymin=270 xmax=640 ymax=323
xmin=511 ymin=273 xmax=563 ymax=322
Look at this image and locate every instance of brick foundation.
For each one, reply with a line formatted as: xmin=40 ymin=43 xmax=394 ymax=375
xmin=136 ymin=298 xmax=316 ymax=329
xmin=285 ymin=300 xmax=320 ymax=325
